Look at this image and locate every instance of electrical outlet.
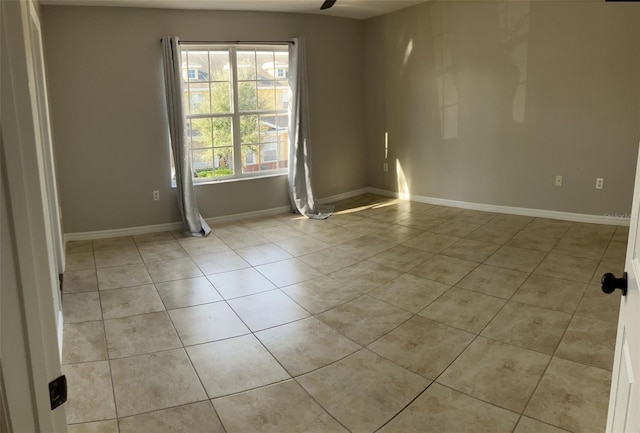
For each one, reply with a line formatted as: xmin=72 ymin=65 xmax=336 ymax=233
xmin=153 ymin=190 xmax=160 ymax=201
xmin=596 ymin=178 xmax=604 ymax=190
xmin=383 ymin=163 xmax=388 ymax=172
xmin=555 ymin=175 xmax=563 ymax=187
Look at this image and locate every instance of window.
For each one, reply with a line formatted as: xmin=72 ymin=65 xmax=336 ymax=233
xmin=262 ymin=143 xmax=277 ymax=162
xmin=178 ymin=44 xmax=290 ymax=181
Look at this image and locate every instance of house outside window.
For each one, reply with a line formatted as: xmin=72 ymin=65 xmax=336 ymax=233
xmin=177 ymin=44 xmax=290 ymax=181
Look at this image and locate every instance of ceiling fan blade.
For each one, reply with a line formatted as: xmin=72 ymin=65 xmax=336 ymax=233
xmin=320 ymin=0 xmax=336 ymax=10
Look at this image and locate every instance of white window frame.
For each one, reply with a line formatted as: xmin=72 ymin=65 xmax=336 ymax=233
xmin=181 ymin=43 xmax=290 ymax=184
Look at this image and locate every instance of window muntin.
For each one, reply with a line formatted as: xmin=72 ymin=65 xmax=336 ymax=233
xmin=178 ymin=44 xmax=289 ymax=182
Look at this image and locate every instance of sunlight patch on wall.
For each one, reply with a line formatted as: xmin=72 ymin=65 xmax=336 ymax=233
xmin=385 ymin=131 xmax=389 ymax=159
xmin=396 ymin=159 xmax=411 ymax=200
xmin=500 ymin=1 xmax=530 ymax=124
xmin=403 ymin=39 xmax=414 ymax=67
xmin=431 ymin=2 xmax=459 ymax=140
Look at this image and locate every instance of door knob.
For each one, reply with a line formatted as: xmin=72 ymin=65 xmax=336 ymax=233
xmin=601 ymin=272 xmax=628 ymax=296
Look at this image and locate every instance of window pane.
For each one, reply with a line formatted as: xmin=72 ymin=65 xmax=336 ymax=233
xmin=275 ymin=51 xmax=289 ymax=78
xmin=241 ymin=144 xmax=259 ymax=173
xmin=240 ymin=115 xmax=258 ymax=144
xmin=183 ymin=85 xmax=191 ymax=115
xmin=277 ymin=81 xmax=290 ymax=109
xmin=238 ymin=82 xmax=257 ymax=112
xmin=181 ymin=51 xmax=188 ymax=80
xmin=277 ymin=113 xmax=290 ymax=142
xmin=256 ymin=51 xmax=275 ymax=74
xmin=190 ymin=118 xmax=212 ymax=149
xmin=189 ymin=84 xmax=211 ymax=114
xmin=277 ymin=114 xmax=289 ymax=169
xmin=213 ymin=147 xmax=234 ymax=176
xmin=187 ymin=51 xmax=209 ymax=82
xmin=259 ymin=115 xmax=277 ymax=144
xmin=210 ymin=82 xmax=231 ymax=113
xmin=257 ymin=81 xmax=276 ymax=110
xmin=261 ymin=142 xmax=277 ymax=163
xmin=186 ymin=119 xmax=195 ymax=147
xmin=212 ymin=117 xmax=232 ymax=147
xmin=237 ymin=50 xmax=257 ymax=80
xmin=192 ymin=149 xmax=214 ymax=178
xmin=209 ymin=50 xmax=230 ymax=81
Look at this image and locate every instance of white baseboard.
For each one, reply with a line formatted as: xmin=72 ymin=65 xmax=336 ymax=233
xmin=318 ymin=188 xmax=371 ymax=205
xmin=64 ymin=221 xmax=186 ymax=242
xmin=367 ymin=187 xmax=630 ymax=226
xmin=366 ymin=188 xmax=399 ymax=199
xmin=204 ymin=205 xmax=292 ymax=225
xmin=64 ymin=187 xmax=629 ymax=243
xmin=64 ymin=205 xmax=293 ymax=242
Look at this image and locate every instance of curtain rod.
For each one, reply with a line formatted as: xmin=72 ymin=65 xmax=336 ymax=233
xmin=160 ymin=39 xmax=293 ymax=45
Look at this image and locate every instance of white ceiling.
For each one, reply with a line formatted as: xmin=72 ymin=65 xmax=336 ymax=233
xmin=39 ymin=0 xmax=428 ymax=20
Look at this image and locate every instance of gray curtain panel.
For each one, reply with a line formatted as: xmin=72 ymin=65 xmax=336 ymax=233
xmin=288 ymin=37 xmax=334 ymax=220
xmin=161 ymin=36 xmax=211 ymax=237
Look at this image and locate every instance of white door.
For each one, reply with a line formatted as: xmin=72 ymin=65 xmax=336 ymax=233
xmin=27 ymin=0 xmax=66 ymax=275
xmin=605 ymin=142 xmax=640 ymax=432
xmin=26 ymin=0 xmax=65 ymax=355
xmin=1 ymin=0 xmax=67 ymax=430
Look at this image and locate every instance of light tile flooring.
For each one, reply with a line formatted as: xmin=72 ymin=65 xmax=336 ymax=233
xmin=62 ymin=194 xmax=625 ymax=433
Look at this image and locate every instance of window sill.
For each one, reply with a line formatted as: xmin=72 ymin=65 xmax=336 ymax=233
xmin=171 ymin=171 xmax=288 ymax=188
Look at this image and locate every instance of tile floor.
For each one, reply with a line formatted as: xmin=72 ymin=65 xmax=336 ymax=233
xmin=62 ymin=194 xmax=625 ymax=433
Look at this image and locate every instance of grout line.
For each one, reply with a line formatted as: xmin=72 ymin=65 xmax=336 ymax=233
xmin=60 ymin=194 xmax=622 ymax=430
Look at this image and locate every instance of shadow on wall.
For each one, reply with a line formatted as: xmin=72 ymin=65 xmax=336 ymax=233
xmin=372 ymin=0 xmax=638 ymax=216
xmin=385 ymin=1 xmax=534 ymax=204
xmin=431 ymin=1 xmax=530 ymax=141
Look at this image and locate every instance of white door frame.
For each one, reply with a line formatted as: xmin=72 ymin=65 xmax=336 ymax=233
xmin=1 ymin=0 xmax=67 ymax=431
xmin=27 ymin=0 xmax=66 ymax=279
xmin=25 ymin=0 xmax=65 ymax=355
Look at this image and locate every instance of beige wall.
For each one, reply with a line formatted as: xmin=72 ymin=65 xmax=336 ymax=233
xmin=41 ymin=6 xmax=366 ymax=233
xmin=43 ymin=2 xmax=640 ymax=234
xmin=365 ymin=1 xmax=640 ymax=216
